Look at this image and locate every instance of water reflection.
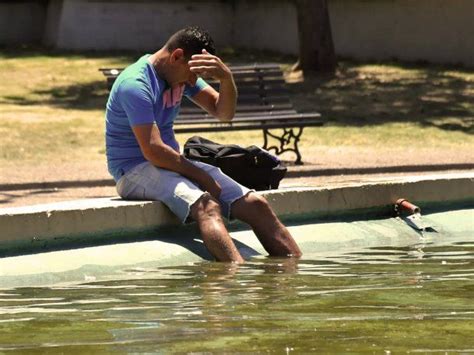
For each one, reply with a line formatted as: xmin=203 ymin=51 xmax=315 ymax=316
xmin=0 ymin=242 xmax=472 ymax=352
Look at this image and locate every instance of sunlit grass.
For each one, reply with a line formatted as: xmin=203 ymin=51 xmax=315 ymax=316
xmin=2 ymin=119 xmax=469 ymax=163
xmin=0 ymin=114 xmax=104 ymax=161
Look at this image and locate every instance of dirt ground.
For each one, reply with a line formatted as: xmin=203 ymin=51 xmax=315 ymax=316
xmin=1 ymin=145 xmax=472 ymax=209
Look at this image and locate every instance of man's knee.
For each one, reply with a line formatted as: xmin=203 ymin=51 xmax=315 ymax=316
xmin=191 ymin=193 xmax=222 ymax=221
xmin=239 ymin=192 xmax=272 ymax=213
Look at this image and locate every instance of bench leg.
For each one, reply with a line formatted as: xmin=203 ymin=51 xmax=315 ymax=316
xmin=262 ymin=128 xmax=304 ymax=165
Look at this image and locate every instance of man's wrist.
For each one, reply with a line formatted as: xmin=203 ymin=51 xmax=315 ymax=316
xmin=218 ymin=70 xmax=234 ymax=83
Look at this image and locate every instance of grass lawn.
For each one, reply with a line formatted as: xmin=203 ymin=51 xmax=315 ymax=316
xmin=0 ymin=47 xmax=472 ymax=165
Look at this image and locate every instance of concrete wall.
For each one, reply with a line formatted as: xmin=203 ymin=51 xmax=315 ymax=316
xmin=329 ymin=0 xmax=474 ymax=66
xmin=47 ymin=0 xmax=297 ymax=52
xmin=0 ymin=1 xmax=47 ymax=44
xmin=1 ymin=0 xmax=472 ymax=67
xmin=233 ymin=1 xmax=299 ymax=54
xmin=52 ymin=0 xmax=233 ymax=51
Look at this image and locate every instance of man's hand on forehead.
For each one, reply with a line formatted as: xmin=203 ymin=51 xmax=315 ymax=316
xmin=188 ymin=49 xmax=232 ymax=81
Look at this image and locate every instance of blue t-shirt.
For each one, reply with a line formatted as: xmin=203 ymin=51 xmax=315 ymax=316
xmin=105 ymin=55 xmax=208 ymax=181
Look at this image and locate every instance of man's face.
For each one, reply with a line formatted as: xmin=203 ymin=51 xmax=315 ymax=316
xmin=183 ymin=60 xmax=198 ymax=86
xmin=171 ymin=54 xmax=198 ymax=87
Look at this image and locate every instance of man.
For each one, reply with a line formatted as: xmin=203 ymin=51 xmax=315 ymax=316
xmin=105 ymin=26 xmax=301 ymax=262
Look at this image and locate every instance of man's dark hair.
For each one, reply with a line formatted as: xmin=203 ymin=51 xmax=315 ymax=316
xmin=166 ymin=26 xmax=216 ymax=58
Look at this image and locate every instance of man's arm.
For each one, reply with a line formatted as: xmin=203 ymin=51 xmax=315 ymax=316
xmin=132 ymin=123 xmax=221 ymax=198
xmin=188 ymin=50 xmax=237 ymax=121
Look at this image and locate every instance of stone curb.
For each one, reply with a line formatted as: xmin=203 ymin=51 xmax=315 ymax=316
xmin=0 ymin=173 xmax=473 ymax=250
xmin=1 ymin=164 xmax=473 ymax=191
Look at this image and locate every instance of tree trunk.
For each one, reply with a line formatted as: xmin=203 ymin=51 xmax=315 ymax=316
xmin=295 ymin=0 xmax=337 ymax=73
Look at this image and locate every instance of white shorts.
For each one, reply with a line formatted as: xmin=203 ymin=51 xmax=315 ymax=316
xmin=116 ymin=161 xmax=252 ymax=223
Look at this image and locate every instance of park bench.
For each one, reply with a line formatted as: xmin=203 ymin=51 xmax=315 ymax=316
xmin=99 ymin=63 xmax=323 ymax=164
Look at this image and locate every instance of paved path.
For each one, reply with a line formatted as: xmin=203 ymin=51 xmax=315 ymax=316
xmin=1 ymin=145 xmax=473 ymax=208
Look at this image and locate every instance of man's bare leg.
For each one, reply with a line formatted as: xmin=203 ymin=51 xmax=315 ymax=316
xmin=231 ymin=193 xmax=302 ymax=257
xmin=191 ymin=194 xmax=244 ymax=263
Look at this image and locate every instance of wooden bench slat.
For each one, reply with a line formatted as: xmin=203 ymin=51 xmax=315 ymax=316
xmin=203 ymin=86 xmax=289 ymax=97
xmin=175 ymin=113 xmax=321 ymax=125
xmin=228 ymin=84 xmax=288 ymax=91
xmin=236 ymin=91 xmax=290 ymax=99
xmin=177 ymin=111 xmax=300 ymax=121
xmin=174 ymin=120 xmax=324 ymax=134
xmin=224 ymin=63 xmax=281 ymax=71
xmin=209 ymin=79 xmax=286 ymax=88
xmin=230 ymin=71 xmax=283 ymax=78
xmin=177 ymin=110 xmax=299 ymax=120
xmin=179 ymin=103 xmax=295 ymax=113
xmin=181 ymin=92 xmax=290 ymax=100
xmin=180 ymin=98 xmax=285 ymax=106
xmin=99 ymin=64 xmax=282 ymax=75
xmin=178 ymin=109 xmax=294 ymax=116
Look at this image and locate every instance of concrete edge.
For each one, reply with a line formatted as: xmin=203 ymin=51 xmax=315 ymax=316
xmin=1 ymin=172 xmax=473 ymax=251
xmin=1 ymin=164 xmax=473 ymax=191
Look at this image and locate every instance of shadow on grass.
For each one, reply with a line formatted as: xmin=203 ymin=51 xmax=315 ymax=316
xmin=287 ymin=61 xmax=473 ymax=133
xmin=0 ymin=45 xmax=139 ymax=110
xmin=2 ymin=81 xmax=109 ymax=111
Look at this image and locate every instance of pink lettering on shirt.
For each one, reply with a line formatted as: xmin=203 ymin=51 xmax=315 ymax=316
xmin=162 ymin=84 xmax=185 ymax=109
xmin=172 ymin=85 xmax=185 ymax=106
xmin=162 ymin=89 xmax=172 ymax=109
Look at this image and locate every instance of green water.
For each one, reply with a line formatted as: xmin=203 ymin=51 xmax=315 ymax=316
xmin=0 ymin=210 xmax=473 ymax=352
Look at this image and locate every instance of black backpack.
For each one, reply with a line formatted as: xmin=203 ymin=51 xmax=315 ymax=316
xmin=183 ymin=136 xmax=287 ymax=191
